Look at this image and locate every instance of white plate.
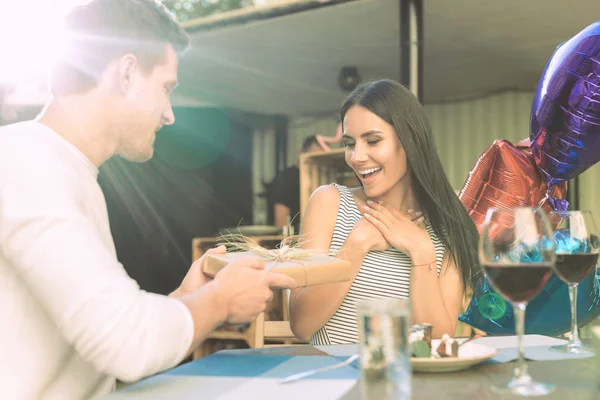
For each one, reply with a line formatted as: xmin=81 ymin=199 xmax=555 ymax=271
xmin=411 ymin=340 xmax=497 ymax=373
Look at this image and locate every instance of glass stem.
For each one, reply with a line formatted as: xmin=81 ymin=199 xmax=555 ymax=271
xmin=514 ymin=302 xmax=529 ymax=382
xmin=568 ymin=284 xmax=581 ymax=348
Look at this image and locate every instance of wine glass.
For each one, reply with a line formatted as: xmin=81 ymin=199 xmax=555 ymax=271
xmin=548 ymin=210 xmax=598 ymax=355
xmin=480 ymin=207 xmax=556 ymax=396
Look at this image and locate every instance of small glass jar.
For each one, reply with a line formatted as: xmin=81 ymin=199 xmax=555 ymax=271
xmin=356 ymin=298 xmax=412 ymax=400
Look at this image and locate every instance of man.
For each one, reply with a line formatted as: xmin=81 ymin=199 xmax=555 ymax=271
xmin=0 ymin=1 xmax=296 ymax=399
xmin=272 ymin=135 xmax=322 ymax=231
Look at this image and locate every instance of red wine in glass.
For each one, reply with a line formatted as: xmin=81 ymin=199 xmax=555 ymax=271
xmin=549 ymin=210 xmax=599 ymax=356
xmin=484 ymin=263 xmax=553 ymax=303
xmin=480 ymin=207 xmax=557 ymax=396
xmin=554 ymin=253 xmax=599 ymax=284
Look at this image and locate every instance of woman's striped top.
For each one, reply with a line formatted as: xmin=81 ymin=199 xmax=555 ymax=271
xmin=310 ymin=184 xmax=446 ymax=345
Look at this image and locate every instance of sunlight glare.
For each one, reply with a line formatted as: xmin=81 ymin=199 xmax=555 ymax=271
xmin=0 ymin=1 xmax=85 ymax=85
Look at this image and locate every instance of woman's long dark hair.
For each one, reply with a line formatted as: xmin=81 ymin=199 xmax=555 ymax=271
xmin=341 ymin=79 xmax=481 ymax=291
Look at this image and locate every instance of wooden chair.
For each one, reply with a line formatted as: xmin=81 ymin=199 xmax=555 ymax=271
xmin=251 ymin=313 xmax=297 ymax=348
xmin=253 ymin=289 xmax=306 ymax=348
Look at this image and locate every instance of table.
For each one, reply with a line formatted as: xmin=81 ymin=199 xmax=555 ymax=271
xmin=109 ymin=343 xmax=599 ymax=399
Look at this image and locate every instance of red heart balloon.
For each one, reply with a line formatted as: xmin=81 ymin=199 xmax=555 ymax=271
xmin=459 ymin=139 xmax=567 ymax=235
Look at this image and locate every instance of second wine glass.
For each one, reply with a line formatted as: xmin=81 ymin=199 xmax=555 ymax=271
xmin=549 ymin=210 xmax=599 ymax=355
xmin=480 ymin=207 xmax=556 ymax=396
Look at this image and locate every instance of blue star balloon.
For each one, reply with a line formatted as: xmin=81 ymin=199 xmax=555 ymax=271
xmin=460 ymin=231 xmax=600 ymax=336
xmin=459 ymin=269 xmax=600 ymax=336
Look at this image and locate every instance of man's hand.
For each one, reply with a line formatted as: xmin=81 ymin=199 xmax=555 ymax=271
xmin=213 ymin=257 xmax=297 ymax=324
xmin=170 ymin=245 xmax=226 ymax=298
xmin=173 ymin=252 xmax=298 ymax=354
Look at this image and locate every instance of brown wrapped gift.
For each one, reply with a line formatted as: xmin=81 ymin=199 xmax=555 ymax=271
xmin=203 ymin=251 xmax=351 ymax=287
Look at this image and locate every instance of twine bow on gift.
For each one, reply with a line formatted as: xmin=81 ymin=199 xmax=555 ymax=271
xmin=217 ymin=234 xmax=318 ymax=261
xmin=264 ymin=242 xmax=315 ymax=263
xmin=216 ymin=233 xmax=332 ymax=286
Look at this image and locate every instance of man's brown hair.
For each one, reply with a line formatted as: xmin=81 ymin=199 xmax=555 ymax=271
xmin=51 ymin=0 xmax=189 ymax=95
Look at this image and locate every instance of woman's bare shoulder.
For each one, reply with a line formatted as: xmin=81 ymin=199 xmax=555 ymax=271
xmin=301 ymin=185 xmax=341 ymax=248
xmin=307 ymin=184 xmax=341 ymax=208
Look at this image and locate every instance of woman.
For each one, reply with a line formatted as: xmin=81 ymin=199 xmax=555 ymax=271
xmin=289 ymin=79 xmax=480 ymax=344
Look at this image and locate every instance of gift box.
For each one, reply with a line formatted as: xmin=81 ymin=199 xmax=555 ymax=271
xmin=202 ymin=251 xmax=351 ymax=287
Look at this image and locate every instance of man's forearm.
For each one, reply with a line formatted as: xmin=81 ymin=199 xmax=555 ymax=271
xmin=174 ymin=282 xmax=228 ymax=355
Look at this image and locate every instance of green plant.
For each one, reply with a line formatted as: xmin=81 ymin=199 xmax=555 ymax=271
xmin=162 ymin=0 xmax=255 ymax=22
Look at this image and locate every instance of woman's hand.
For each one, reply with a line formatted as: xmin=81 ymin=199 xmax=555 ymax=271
xmin=363 ymin=201 xmax=432 ymax=256
xmin=348 ymin=217 xmax=391 ymax=252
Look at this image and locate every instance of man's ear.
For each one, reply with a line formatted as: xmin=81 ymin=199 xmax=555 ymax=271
xmin=117 ymin=54 xmax=138 ymax=95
